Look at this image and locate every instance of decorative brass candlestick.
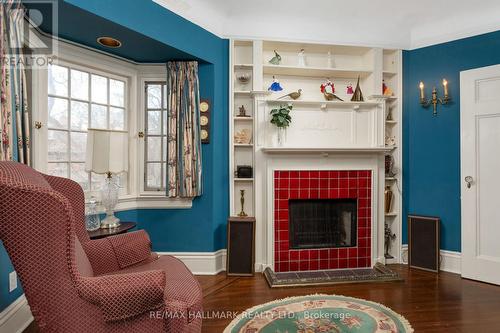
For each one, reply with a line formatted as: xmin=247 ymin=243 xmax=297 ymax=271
xmin=419 ymin=79 xmax=450 ymax=116
xmin=384 ymin=223 xmax=396 ymax=259
xmin=238 ymin=189 xmax=248 ymax=217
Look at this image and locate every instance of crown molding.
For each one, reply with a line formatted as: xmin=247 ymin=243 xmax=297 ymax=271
xmin=410 ymin=22 xmax=500 ymax=50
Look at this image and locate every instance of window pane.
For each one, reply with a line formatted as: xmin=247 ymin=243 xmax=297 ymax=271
xmin=163 ymin=110 xmax=168 ymax=134
xmin=48 ymin=64 xmax=68 ymax=97
xmin=110 ymin=79 xmax=125 ymax=107
xmin=162 ymin=163 xmax=166 ymax=188
xmin=147 ymin=85 xmax=162 ymax=109
xmin=48 ymin=162 xmax=68 ymax=177
xmin=147 ymin=163 xmax=162 ymax=189
xmin=163 ymin=137 xmax=167 ymax=160
xmin=48 ymin=130 xmax=68 ymax=161
xmin=70 ymin=132 xmax=87 ymax=162
xmin=147 ymin=110 xmax=161 ymax=135
xmin=91 ymin=74 xmax=108 ymax=104
xmin=71 ymin=101 xmax=89 ymax=131
xmin=116 ymin=173 xmax=127 ymax=191
xmin=70 ymin=163 xmax=89 ymax=191
xmin=48 ymin=97 xmax=69 ymax=129
xmin=147 ymin=137 xmax=162 ymax=161
xmin=91 ymin=172 xmax=105 ymax=191
xmin=109 ymin=107 xmax=125 ymax=130
xmin=163 ymin=85 xmax=167 ymax=109
xmin=91 ymin=104 xmax=107 ymax=129
xmin=71 ymin=69 xmax=89 ymax=100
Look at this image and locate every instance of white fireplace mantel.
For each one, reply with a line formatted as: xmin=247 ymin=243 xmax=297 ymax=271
xmin=255 ymin=152 xmax=387 ymax=272
xmin=261 ymin=147 xmax=395 ymax=154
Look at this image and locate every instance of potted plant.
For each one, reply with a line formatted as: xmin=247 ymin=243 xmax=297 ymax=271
xmin=270 ymin=104 xmax=292 ymax=146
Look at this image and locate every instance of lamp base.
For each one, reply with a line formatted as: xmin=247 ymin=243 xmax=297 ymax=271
xmin=100 ymin=174 xmax=120 ymax=229
xmin=100 ymin=214 xmax=121 ymax=229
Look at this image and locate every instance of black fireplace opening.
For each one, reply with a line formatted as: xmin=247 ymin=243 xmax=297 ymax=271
xmin=289 ymin=199 xmax=357 ymax=249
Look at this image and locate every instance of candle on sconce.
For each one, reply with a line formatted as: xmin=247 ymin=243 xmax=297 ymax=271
xmin=419 ymin=82 xmax=425 ymax=100
xmin=442 ymin=79 xmax=448 ymax=97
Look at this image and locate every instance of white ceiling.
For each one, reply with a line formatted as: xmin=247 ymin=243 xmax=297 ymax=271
xmin=153 ymin=0 xmax=500 ymax=49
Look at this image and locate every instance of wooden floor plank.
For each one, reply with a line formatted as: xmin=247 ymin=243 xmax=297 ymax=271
xmin=23 ymin=265 xmax=500 ymax=332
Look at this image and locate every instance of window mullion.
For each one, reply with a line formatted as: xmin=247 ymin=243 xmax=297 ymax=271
xmin=67 ymin=67 xmax=72 ymax=179
xmin=88 ymin=70 xmax=93 ymax=191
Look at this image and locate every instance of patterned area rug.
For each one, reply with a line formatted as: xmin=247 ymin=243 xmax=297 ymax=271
xmin=224 ymin=294 xmax=413 ymax=333
xmin=264 ymin=263 xmax=402 ymax=288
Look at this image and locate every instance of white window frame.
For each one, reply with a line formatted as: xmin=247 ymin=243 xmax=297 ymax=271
xmin=31 ymin=38 xmax=192 ymax=210
xmin=46 ymin=61 xmax=129 ymax=196
xmin=143 ymin=81 xmax=168 ymax=192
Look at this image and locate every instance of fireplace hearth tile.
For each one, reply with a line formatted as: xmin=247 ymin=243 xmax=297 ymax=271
xmin=274 ymin=169 xmax=372 ymax=272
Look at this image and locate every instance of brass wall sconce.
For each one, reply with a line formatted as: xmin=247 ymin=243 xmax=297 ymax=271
xmin=419 ymin=79 xmax=450 ymax=116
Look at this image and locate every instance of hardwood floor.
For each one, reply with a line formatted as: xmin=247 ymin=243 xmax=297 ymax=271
xmin=24 ymin=265 xmax=500 ymax=332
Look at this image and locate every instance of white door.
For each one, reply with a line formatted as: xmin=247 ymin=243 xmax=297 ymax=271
xmin=461 ymin=64 xmax=500 ymax=285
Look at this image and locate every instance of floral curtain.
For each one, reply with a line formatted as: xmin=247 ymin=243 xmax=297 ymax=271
xmin=166 ymin=61 xmax=202 ymax=198
xmin=0 ymin=0 xmax=30 ymax=164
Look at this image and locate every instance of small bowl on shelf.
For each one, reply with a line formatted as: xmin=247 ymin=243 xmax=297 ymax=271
xmin=237 ymin=74 xmax=251 ymax=84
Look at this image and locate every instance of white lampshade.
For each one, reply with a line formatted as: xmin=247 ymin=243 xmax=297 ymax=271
xmin=85 ymin=129 xmax=129 ymax=174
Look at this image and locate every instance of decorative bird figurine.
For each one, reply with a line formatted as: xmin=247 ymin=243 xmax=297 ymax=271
xmin=324 ymin=91 xmax=344 ymax=101
xmin=320 ymin=78 xmax=343 ymax=101
xmin=278 ymin=89 xmax=302 ymax=100
xmin=268 ymin=50 xmax=282 ymax=65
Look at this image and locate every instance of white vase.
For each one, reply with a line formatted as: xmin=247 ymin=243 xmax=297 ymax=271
xmin=277 ymin=128 xmax=286 ymax=146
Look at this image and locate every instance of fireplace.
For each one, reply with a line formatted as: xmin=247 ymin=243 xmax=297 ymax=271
xmin=274 ymin=170 xmax=372 ymax=272
xmin=289 ymin=199 xmax=357 ymax=249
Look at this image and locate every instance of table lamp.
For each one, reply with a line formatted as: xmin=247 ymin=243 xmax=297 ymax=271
xmin=85 ymin=128 xmax=128 ymax=228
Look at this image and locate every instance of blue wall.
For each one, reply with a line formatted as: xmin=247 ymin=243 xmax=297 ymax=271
xmin=1 ymin=0 xmax=229 ymax=312
xmin=403 ymin=30 xmax=500 ymax=252
xmin=0 ymin=243 xmax=23 ymax=311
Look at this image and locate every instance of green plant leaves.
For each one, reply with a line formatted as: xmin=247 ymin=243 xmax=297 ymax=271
xmin=270 ymin=104 xmax=293 ymax=128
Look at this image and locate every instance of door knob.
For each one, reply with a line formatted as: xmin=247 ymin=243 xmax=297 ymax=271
xmin=465 ymin=176 xmax=473 ymax=188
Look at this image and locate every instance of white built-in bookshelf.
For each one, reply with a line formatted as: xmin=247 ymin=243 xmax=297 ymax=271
xmin=229 ymin=39 xmax=402 ymax=263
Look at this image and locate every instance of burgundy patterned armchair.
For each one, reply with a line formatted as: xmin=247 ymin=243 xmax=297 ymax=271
xmin=0 ymin=162 xmax=202 ymax=332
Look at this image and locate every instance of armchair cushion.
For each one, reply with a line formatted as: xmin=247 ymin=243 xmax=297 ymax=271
xmin=108 ymin=229 xmax=153 ymax=269
xmin=78 ymin=270 xmax=166 ymax=322
xmin=84 ymin=230 xmax=154 ymax=275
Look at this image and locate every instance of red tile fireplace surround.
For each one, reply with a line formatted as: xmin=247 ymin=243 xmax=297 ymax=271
xmin=274 ymin=170 xmax=372 ymax=272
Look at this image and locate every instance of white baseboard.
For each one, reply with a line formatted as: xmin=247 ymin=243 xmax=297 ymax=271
xmin=401 ymin=245 xmax=461 ymax=274
xmin=158 ymin=249 xmax=227 ymax=275
xmin=0 ymin=295 xmax=33 ymax=333
xmin=255 ymin=262 xmax=267 ymax=273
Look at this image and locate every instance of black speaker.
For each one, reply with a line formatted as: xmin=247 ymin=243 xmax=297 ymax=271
xmin=227 ymin=217 xmax=255 ymax=276
xmin=408 ymin=215 xmax=440 ymax=272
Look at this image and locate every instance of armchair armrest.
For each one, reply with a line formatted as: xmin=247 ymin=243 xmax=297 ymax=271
xmin=84 ymin=230 xmax=153 ymax=275
xmin=77 ymin=270 xmax=166 ymax=322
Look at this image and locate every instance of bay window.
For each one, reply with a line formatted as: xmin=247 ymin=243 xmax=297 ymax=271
xmin=33 ymin=41 xmax=191 ymax=209
xmin=46 ymin=63 xmax=127 ymax=193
